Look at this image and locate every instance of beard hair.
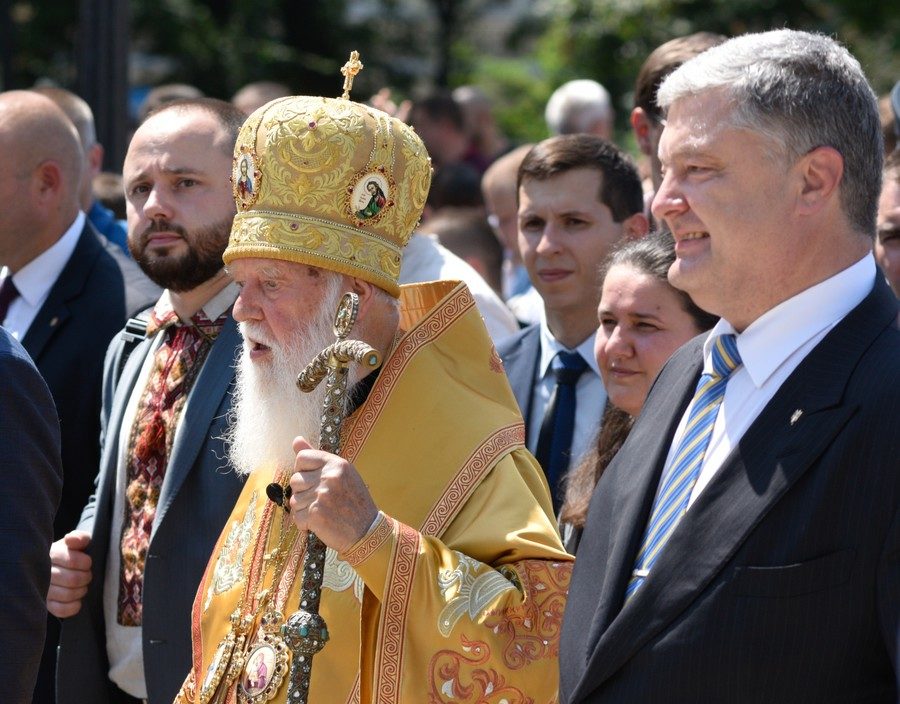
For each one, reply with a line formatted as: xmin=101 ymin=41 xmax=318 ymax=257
xmin=225 ymin=274 xmax=357 ymax=476
xmin=128 ymin=216 xmax=233 ymax=292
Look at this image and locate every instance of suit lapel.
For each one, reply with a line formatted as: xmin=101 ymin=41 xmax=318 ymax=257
xmin=502 ymin=325 xmax=541 ymax=424
xmin=154 ymin=315 xmax=240 ymax=532
xmin=577 ymin=339 xmax=701 ymax=663
xmin=21 ymin=225 xmax=99 ymax=361
xmin=572 ymin=279 xmax=897 ymax=701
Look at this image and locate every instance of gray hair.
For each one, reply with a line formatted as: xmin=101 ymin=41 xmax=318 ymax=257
xmin=545 ymin=79 xmax=613 ymax=136
xmin=658 ymin=29 xmax=883 ymax=236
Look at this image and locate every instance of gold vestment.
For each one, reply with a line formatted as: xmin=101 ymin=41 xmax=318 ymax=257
xmin=175 ymin=281 xmax=573 ymax=704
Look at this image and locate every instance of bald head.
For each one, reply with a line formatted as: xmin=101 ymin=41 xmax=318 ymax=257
xmin=0 ymin=91 xmax=84 ymax=270
xmin=0 ymin=91 xmax=84 ymax=193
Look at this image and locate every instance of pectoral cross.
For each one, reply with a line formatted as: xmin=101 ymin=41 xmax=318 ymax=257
xmin=340 ymin=51 xmax=364 ymax=100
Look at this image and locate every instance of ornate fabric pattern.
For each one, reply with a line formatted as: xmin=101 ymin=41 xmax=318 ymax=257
xmin=437 ymin=553 xmax=518 ymax=637
xmin=204 ymin=492 xmax=259 ymax=611
xmin=430 ymin=637 xmax=532 ymax=704
xmin=341 ymin=512 xmax=391 ymax=567
xmin=483 ymin=560 xmax=572 ymax=670
xmin=421 ymin=423 xmax=525 ymax=537
xmin=117 ymin=306 xmax=227 ymax=626
xmin=375 ymin=518 xmax=421 ymax=704
xmin=223 ymin=96 xmax=432 ymax=297
xmin=323 ymin=547 xmax=364 ymax=602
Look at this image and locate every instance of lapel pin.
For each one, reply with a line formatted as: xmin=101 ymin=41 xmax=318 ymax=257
xmin=49 ymin=316 xmax=59 ymax=327
xmin=790 ymin=409 xmax=803 ymax=426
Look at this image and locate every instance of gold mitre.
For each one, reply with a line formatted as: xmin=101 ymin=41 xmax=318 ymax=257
xmin=224 ymin=52 xmax=432 ymax=297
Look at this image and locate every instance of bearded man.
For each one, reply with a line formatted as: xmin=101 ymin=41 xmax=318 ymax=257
xmin=50 ymin=98 xmax=248 ymax=704
xmin=174 ymin=78 xmax=572 ymax=704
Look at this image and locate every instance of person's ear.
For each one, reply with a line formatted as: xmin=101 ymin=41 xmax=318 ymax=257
xmin=630 ymin=108 xmax=654 ymax=156
xmin=796 ymin=146 xmax=843 ymax=217
xmin=621 ymin=211 xmax=650 ymax=239
xmin=33 ymin=160 xmax=64 ymax=200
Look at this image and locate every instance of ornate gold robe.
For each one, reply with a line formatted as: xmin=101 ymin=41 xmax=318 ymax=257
xmin=175 ymin=281 xmax=573 ymax=704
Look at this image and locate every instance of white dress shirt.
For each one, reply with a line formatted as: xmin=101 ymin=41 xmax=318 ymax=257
xmin=527 ymin=316 xmax=606 ymax=469
xmin=0 ymin=211 xmax=85 ymax=339
xmin=659 ymin=254 xmax=876 ymax=508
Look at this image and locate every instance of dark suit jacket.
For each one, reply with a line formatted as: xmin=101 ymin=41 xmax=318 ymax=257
xmin=497 ymin=324 xmax=541 ymax=431
xmin=560 ymin=278 xmax=900 ymax=703
xmin=21 ymin=222 xmax=158 ymax=539
xmin=56 ymin=314 xmax=245 ymax=704
xmin=0 ymin=328 xmax=62 ymax=703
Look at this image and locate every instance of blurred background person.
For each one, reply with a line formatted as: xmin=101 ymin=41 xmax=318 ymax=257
xmin=137 ymin=83 xmax=203 ymax=122
xmin=426 ymin=206 xmax=505 ymax=296
xmin=876 ymin=151 xmax=900 ymax=303
xmin=544 ymin=79 xmax=614 ymax=140
xmin=629 ymin=33 xmax=727 ymax=209
xmin=452 ymin=84 xmax=513 ymax=165
xmin=231 ymin=80 xmax=291 ymax=115
xmin=409 ymin=91 xmax=489 ymax=172
xmin=559 ymin=231 xmax=717 ymax=552
xmin=481 ymin=143 xmax=543 ymax=324
xmin=32 ymin=87 xmax=131 ymax=255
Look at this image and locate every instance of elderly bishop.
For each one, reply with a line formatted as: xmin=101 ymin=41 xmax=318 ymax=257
xmin=175 ymin=65 xmax=571 ymax=704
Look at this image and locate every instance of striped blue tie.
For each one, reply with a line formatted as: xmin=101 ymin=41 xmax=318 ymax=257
xmin=626 ymin=334 xmax=742 ymax=599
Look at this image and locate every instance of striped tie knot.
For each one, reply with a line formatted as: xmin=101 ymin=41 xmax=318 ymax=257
xmin=710 ymin=334 xmax=741 ymax=378
xmin=625 ymin=333 xmax=743 ymax=600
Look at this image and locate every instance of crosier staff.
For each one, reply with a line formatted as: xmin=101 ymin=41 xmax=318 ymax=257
xmin=280 ymin=291 xmax=381 ymax=704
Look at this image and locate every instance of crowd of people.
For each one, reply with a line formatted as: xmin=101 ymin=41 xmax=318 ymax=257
xmin=0 ymin=27 xmax=898 ymax=704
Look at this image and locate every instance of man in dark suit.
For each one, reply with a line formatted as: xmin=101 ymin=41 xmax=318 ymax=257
xmin=50 ymin=98 xmax=247 ymax=704
xmin=497 ymin=135 xmax=647 ymax=509
xmin=0 ymin=91 xmax=158 ymax=704
xmin=561 ymin=30 xmax=900 ymax=702
xmin=0 ymin=327 xmax=62 ymax=703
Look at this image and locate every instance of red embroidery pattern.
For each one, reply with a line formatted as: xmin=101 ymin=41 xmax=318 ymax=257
xmin=343 ymin=284 xmax=475 ymax=458
xmin=341 ymin=513 xmax=391 ymax=567
xmin=489 ymin=346 xmax=504 ymax=374
xmin=484 ymin=560 xmax=573 ymax=670
xmin=375 ymin=518 xmax=420 ymax=704
xmin=421 ymin=424 xmax=525 ymax=536
xmin=118 ymin=307 xmax=226 ymax=625
xmin=429 ymin=637 xmax=532 ymax=704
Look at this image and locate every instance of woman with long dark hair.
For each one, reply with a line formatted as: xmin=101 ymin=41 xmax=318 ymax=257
xmin=560 ymin=231 xmax=717 ymax=552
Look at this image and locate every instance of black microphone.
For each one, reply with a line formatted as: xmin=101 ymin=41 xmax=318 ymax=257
xmin=266 ymin=482 xmax=289 ymax=510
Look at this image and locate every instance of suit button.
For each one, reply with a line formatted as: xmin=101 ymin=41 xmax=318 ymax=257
xmin=149 ymin=639 xmax=166 ymax=645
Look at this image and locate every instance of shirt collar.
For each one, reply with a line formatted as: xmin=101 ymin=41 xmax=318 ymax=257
xmin=7 ymin=211 xmax=85 ymax=307
xmin=537 ymin=316 xmax=601 ymax=380
xmin=149 ymin=281 xmax=240 ymax=335
xmin=703 ymin=253 xmax=876 ymax=388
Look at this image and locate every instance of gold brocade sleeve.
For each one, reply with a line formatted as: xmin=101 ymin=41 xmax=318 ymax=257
xmin=350 ymin=449 xmax=574 ymax=704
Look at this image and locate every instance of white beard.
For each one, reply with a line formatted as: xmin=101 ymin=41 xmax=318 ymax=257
xmin=226 ymin=276 xmax=349 ymax=476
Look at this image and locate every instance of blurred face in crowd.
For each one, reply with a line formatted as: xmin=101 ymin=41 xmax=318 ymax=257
xmin=518 ymin=168 xmax=641 ymax=324
xmin=595 ymin=263 xmax=702 ymax=416
xmin=652 ymin=91 xmax=804 ymax=331
xmin=875 ymin=167 xmax=900 ymax=296
xmin=123 ymin=107 xmax=235 ymax=291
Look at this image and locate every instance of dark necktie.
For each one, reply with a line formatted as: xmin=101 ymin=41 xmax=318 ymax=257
xmin=534 ymin=350 xmax=589 ymax=509
xmin=0 ymin=277 xmax=21 ymax=324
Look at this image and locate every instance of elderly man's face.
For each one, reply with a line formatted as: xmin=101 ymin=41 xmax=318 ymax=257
xmin=652 ymin=91 xmax=802 ymax=329
xmin=875 ymin=168 xmax=900 ymax=296
xmin=230 ymin=257 xmax=348 ymax=362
